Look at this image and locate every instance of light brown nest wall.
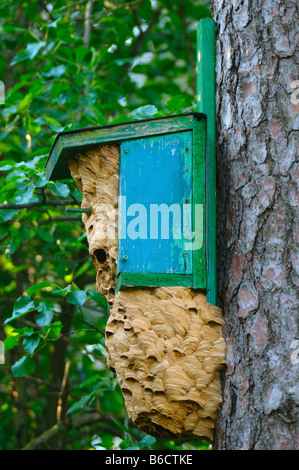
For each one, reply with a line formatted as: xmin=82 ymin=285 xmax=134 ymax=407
xmin=68 ymin=145 xmax=226 ymax=443
xmin=68 ymin=145 xmax=119 ymax=306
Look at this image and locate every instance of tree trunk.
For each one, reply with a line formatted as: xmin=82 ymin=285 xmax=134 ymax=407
xmin=212 ymin=0 xmax=299 ymax=450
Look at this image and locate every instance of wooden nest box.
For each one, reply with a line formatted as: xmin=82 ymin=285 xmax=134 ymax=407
xmin=46 ymin=113 xmax=226 ymax=443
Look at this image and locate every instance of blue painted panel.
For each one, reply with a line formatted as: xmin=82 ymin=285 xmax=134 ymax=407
xmin=118 ymin=131 xmax=192 ymax=274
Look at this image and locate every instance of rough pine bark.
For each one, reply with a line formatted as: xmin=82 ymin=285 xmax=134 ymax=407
xmin=212 ymin=0 xmax=299 ymax=449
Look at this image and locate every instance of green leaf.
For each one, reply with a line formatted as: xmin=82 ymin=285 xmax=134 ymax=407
xmin=87 ymin=291 xmax=109 ymax=312
xmin=27 ymin=282 xmax=52 ymax=295
xmin=51 ymin=285 xmax=73 ymax=297
xmin=90 ymin=106 xmax=106 ymax=125
xmin=165 ymin=95 xmax=193 ymax=114
xmin=1 ymin=180 xmax=17 ymax=192
xmin=67 ymin=392 xmax=94 ymax=414
xmin=13 ymin=296 xmax=35 ymax=314
xmin=35 ymin=228 xmax=55 ymax=244
xmin=79 ymin=374 xmax=101 ymax=389
xmin=111 ymin=418 xmax=131 ymax=434
xmin=0 ymin=161 xmax=14 ymax=171
xmin=66 ymin=290 xmax=87 ymax=306
xmin=43 ymin=65 xmax=66 ymax=78
xmin=82 ymin=113 xmax=98 ymax=125
xmin=48 ymin=181 xmax=70 ymax=198
xmin=35 ymin=175 xmax=48 ymax=188
xmin=4 ymin=335 xmax=20 ymax=351
xmin=114 ymin=57 xmax=134 ymax=66
xmin=138 ymin=434 xmax=156 ymax=448
xmin=109 ymin=116 xmax=133 ymax=124
xmin=36 ymin=300 xmax=54 ymax=326
xmin=131 ymin=105 xmax=158 ymax=120
xmin=119 ymin=438 xmax=134 ymax=449
xmin=23 ymin=332 xmax=40 ymax=355
xmin=44 ymin=321 xmax=62 ymax=339
xmin=4 ymin=296 xmax=36 ymax=324
xmin=0 ymin=209 xmax=17 ymax=222
xmin=75 ymin=45 xmax=89 ymax=63
xmin=3 ymin=25 xmax=30 ymax=33
xmin=47 ymin=18 xmax=60 ymax=28
xmin=11 ymin=356 xmax=36 ymax=377
xmin=11 ymin=42 xmax=47 ymax=65
xmin=14 ymin=183 xmax=35 ymax=204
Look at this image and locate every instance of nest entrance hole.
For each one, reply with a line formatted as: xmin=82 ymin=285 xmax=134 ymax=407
xmin=94 ymin=248 xmax=107 ymax=264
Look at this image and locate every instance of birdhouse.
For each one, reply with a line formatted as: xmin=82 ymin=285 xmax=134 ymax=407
xmin=46 ymin=112 xmax=210 ymax=294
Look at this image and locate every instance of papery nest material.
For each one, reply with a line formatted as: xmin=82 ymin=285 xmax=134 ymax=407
xmin=69 ymin=145 xmax=226 ymax=443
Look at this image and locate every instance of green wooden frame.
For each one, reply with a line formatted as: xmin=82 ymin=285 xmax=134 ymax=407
xmin=116 ymin=273 xmax=194 ymax=292
xmin=46 ymin=112 xmax=209 ymax=292
xmin=197 ymin=19 xmax=217 ymax=305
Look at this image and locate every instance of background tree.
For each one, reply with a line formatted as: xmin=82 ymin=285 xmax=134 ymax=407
xmin=2 ymin=0 xmax=297 ymax=452
xmin=213 ymin=0 xmax=298 ymax=450
xmin=0 ymin=0 xmax=212 ymax=451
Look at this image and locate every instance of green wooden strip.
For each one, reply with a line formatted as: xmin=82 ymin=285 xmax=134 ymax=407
xmin=196 ymin=19 xmax=217 ymax=305
xmin=61 ymin=114 xmax=195 ymax=148
xmin=45 ymin=138 xmax=63 ymax=180
xmin=192 ymin=118 xmax=206 ymax=289
xmin=117 ymin=273 xmax=193 ymax=292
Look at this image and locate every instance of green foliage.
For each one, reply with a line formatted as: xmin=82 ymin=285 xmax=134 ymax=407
xmin=0 ymin=0 xmax=211 ymax=451
xmin=11 ymin=355 xmax=36 ymax=377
